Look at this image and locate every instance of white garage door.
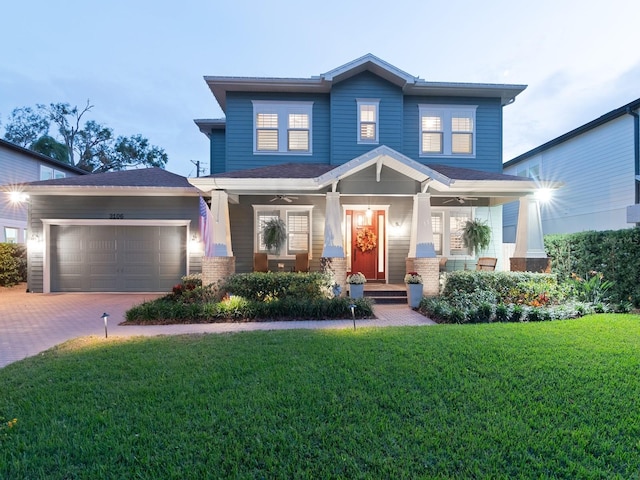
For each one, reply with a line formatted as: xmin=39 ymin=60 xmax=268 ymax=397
xmin=50 ymin=225 xmax=186 ymax=292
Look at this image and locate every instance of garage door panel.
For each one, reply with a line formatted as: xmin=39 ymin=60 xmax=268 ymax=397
xmin=51 ymin=224 xmax=187 ymax=292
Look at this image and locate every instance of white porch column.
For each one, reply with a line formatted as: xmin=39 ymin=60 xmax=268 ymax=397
xmin=321 ymin=192 xmax=345 ymax=258
xmin=409 ymin=192 xmax=436 ymax=258
xmin=513 ymin=195 xmax=546 ymax=258
xmin=210 ymin=190 xmax=233 ymax=257
xmin=407 ymin=192 xmax=438 ymax=297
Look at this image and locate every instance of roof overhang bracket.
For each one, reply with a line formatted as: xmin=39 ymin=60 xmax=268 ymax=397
xmin=421 ymin=179 xmax=432 ymax=193
xmin=331 ymin=181 xmax=339 ymax=192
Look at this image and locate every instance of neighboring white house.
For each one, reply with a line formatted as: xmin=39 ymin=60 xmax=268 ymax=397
xmin=0 ymin=139 xmax=87 ymax=243
xmin=503 ymin=97 xmax=640 ymax=241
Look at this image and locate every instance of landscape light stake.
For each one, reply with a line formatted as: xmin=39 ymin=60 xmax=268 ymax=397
xmin=102 ymin=313 xmax=110 ymax=338
xmin=350 ymin=304 xmax=356 ymax=330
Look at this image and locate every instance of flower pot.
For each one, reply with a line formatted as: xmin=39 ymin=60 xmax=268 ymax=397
xmin=349 ymin=283 xmax=364 ymax=299
xmin=407 ymin=283 xmax=424 ymax=308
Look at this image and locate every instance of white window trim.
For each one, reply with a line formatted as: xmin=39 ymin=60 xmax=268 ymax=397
xmin=419 ymin=104 xmax=477 ymax=158
xmin=40 ymin=165 xmax=66 ymax=180
xmin=431 ymin=207 xmax=475 ymax=258
xmin=252 ymin=205 xmax=314 ymax=259
xmin=252 ymin=100 xmax=313 ymax=155
xmin=356 ymin=98 xmax=380 ymax=144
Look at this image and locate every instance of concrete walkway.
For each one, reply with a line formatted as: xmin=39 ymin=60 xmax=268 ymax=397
xmin=0 ymin=285 xmax=435 ymax=369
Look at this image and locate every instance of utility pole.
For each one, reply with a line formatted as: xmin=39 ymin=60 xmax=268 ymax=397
xmin=190 ymin=160 xmax=205 ymax=177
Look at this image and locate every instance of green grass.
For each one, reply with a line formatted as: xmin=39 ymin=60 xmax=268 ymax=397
xmin=2 ymin=315 xmax=640 ymax=478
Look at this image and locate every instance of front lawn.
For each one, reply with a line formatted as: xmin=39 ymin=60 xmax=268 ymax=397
xmin=2 ymin=315 xmax=640 ymax=478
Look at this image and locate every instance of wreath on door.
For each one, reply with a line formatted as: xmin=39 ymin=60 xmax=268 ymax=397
xmin=356 ymin=228 xmax=377 ymax=252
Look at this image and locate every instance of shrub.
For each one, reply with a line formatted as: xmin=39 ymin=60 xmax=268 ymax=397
xmin=218 ymin=272 xmax=332 ymax=302
xmin=0 ymin=243 xmax=26 ymax=287
xmin=125 ymin=296 xmax=374 ymax=324
xmin=545 ymin=229 xmax=640 ymax=306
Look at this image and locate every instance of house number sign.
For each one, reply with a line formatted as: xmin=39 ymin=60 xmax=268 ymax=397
xmin=109 ymin=213 xmax=124 ymax=219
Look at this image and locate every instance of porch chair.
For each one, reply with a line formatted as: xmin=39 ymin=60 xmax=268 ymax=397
xmin=253 ymin=252 xmax=269 ymax=272
xmin=476 ymin=257 xmax=497 ymax=271
xmin=294 ymin=252 xmax=309 ymax=272
xmin=439 ymin=257 xmax=448 ymax=272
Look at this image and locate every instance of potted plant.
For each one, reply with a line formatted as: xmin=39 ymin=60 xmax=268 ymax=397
xmin=404 ymin=271 xmax=423 ymax=308
xmin=346 ymin=272 xmax=366 ymax=299
xmin=462 ymin=219 xmax=491 ymax=256
xmin=262 ymin=218 xmax=286 ymax=254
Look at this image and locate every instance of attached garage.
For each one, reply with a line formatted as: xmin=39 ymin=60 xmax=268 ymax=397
xmin=24 ymin=168 xmax=203 ymax=293
xmin=49 ymin=223 xmax=187 ymax=292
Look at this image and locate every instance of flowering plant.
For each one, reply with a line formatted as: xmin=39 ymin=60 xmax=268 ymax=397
xmin=346 ymin=272 xmax=367 ymax=284
xmin=404 ymin=272 xmax=423 ymax=284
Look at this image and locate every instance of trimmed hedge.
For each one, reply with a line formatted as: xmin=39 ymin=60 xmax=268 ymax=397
xmin=125 ymin=296 xmax=374 ymax=324
xmin=545 ymin=229 xmax=640 ymax=306
xmin=0 ymin=243 xmax=27 ymax=287
xmin=441 ymin=270 xmax=561 ymax=305
xmin=217 ymin=271 xmax=332 ymax=302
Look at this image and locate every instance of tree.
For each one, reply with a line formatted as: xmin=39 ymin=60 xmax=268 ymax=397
xmin=3 ymin=107 xmax=49 ymax=147
xmin=30 ymin=136 xmax=69 ymax=163
xmin=1 ymin=101 xmax=168 ymax=172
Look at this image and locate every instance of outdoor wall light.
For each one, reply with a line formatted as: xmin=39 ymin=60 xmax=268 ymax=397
xmin=8 ymin=191 xmax=29 ymax=204
xmin=27 ymin=233 xmax=43 ymax=252
xmin=102 ymin=312 xmax=110 ymax=338
xmin=189 ymin=233 xmax=201 ymax=252
xmin=534 ymin=188 xmax=553 ymax=203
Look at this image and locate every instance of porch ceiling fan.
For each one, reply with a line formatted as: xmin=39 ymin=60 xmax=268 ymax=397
xmin=443 ymin=196 xmax=478 ymax=205
xmin=270 ymin=194 xmax=298 ymax=203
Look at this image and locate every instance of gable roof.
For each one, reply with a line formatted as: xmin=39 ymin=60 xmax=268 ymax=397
xmin=505 ymin=97 xmax=640 ymax=167
xmin=189 ymin=145 xmax=551 ymax=204
xmin=23 ymin=167 xmax=200 ymax=196
xmin=0 ymin=138 xmax=88 ymax=176
xmin=202 ymin=53 xmax=527 ymax=114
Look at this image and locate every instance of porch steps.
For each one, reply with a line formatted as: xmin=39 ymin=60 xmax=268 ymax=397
xmin=363 ymin=288 xmax=407 ymax=305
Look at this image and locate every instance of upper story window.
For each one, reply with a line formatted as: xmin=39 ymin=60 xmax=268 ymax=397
xmin=357 ymin=99 xmax=379 ymax=144
xmin=252 ymin=101 xmax=313 ymax=154
xmin=419 ymin=105 xmax=477 ymax=157
xmin=40 ymin=165 xmax=66 ymax=180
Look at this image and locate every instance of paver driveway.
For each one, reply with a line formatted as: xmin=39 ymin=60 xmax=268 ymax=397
xmin=0 ymin=284 xmax=435 ymax=368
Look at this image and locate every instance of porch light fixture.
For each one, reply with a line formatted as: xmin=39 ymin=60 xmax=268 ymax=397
xmin=102 ymin=312 xmax=110 ymax=338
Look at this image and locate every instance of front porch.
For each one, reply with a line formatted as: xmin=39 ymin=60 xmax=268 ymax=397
xmin=190 ymin=146 xmax=560 ymax=295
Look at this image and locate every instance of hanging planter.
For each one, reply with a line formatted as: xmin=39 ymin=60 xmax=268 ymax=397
xmin=462 ymin=219 xmax=491 ymax=256
xmin=262 ymin=218 xmax=286 ymax=254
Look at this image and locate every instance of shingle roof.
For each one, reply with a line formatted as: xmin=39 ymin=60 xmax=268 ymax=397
xmin=210 ymin=163 xmax=336 ymax=179
xmin=427 ymin=164 xmax=529 ymax=182
xmin=209 ymin=162 xmax=527 ymax=183
xmin=27 ymin=167 xmax=195 ymax=188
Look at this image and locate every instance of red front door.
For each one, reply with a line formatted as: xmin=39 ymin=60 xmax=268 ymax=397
xmin=348 ymin=210 xmax=385 ymax=281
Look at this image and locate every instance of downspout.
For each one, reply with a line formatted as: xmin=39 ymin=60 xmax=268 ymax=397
xmin=627 ymin=107 xmax=640 ymax=204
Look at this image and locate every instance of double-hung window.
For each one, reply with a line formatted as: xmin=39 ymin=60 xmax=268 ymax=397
xmin=357 ymin=99 xmax=379 ymax=143
xmin=430 ymin=209 xmax=473 ymax=257
xmin=253 ymin=101 xmax=313 ymax=154
xmin=419 ymin=105 xmax=477 ymax=156
xmin=254 ymin=205 xmax=313 ymax=257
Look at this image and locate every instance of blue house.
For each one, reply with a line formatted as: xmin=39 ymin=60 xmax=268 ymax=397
xmin=191 ymin=54 xmax=552 ymax=295
xmin=20 ymin=54 xmax=554 ymax=294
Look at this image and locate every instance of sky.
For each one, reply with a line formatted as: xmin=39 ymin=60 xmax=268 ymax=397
xmin=2 ymin=0 xmax=640 ymax=177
